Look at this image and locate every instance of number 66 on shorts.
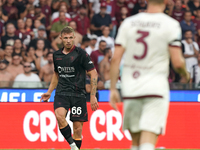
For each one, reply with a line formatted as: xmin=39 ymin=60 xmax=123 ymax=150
xmin=54 ymin=95 xmax=88 ymax=122
xmin=71 ymin=106 xmax=82 ymax=115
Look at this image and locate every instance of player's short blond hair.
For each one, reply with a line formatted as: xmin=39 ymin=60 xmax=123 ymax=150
xmin=148 ymin=0 xmax=164 ymax=4
xmin=61 ymin=26 xmax=75 ymax=36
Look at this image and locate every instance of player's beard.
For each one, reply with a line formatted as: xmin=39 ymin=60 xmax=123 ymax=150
xmin=65 ymin=41 xmax=74 ymax=51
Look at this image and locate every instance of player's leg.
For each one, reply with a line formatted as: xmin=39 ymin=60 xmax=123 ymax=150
xmin=138 ymin=96 xmax=169 ymax=150
xmin=140 ymin=131 xmax=158 ymax=145
xmin=130 ymin=132 xmax=141 ymax=150
xmin=54 ymin=95 xmax=78 ymax=149
xmin=54 ymin=107 xmax=68 ymax=128
xmin=70 ymin=97 xmax=88 ymax=149
xmin=123 ymin=99 xmax=142 ymax=150
xmin=139 ymin=131 xmax=157 ymax=150
xmin=54 ymin=107 xmax=77 ymax=147
xmin=73 ymin=121 xmax=83 ymax=149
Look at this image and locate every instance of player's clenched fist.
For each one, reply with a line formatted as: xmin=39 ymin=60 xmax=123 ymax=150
xmin=40 ymin=92 xmax=51 ymax=102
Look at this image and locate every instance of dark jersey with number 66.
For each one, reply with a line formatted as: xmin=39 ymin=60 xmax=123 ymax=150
xmin=53 ymin=46 xmax=95 ymax=97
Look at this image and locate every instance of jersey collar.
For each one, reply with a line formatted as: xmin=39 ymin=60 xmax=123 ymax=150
xmin=61 ymin=45 xmax=76 ymax=54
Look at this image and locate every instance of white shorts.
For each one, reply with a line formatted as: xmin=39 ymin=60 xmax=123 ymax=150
xmin=123 ymin=96 xmax=169 ymax=135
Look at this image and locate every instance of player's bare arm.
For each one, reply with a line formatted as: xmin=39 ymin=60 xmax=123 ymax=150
xmin=40 ymin=72 xmax=59 ymax=102
xmin=169 ymin=46 xmax=190 ymax=82
xmin=109 ymin=45 xmax=125 ymax=110
xmin=87 ymin=69 xmax=99 ymax=111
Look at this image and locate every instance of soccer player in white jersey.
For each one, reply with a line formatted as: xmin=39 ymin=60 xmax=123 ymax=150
xmin=109 ymin=0 xmax=190 ymax=149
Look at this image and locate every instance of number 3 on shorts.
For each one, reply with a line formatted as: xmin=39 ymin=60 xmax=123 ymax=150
xmin=71 ymin=106 xmax=82 ymax=115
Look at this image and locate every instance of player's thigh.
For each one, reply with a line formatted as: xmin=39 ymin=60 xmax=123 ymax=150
xmin=54 ymin=95 xmax=70 ymax=112
xmin=123 ymin=100 xmax=142 ymax=133
xmin=130 ymin=132 xmax=141 ymax=146
xmin=139 ymin=96 xmax=169 ymax=135
xmin=70 ymin=97 xmax=88 ymax=122
xmin=54 ymin=95 xmax=70 ymax=118
xmin=54 ymin=107 xmax=68 ymax=119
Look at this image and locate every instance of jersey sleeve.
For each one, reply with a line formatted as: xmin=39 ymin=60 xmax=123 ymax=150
xmin=168 ymin=21 xmax=182 ymax=47
xmin=81 ymin=51 xmax=95 ymax=72
xmin=115 ymin=20 xmax=128 ymax=48
xmin=53 ymin=52 xmax=58 ymax=73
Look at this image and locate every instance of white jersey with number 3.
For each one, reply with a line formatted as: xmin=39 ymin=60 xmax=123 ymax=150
xmin=115 ymin=13 xmax=182 ymax=98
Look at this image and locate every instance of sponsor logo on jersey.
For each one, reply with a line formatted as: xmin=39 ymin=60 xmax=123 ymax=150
xmin=57 ymin=66 xmax=75 ymax=73
xmin=59 ymin=74 xmax=75 ymax=78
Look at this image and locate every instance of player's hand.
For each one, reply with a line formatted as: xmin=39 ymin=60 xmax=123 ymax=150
xmin=109 ymin=89 xmax=121 ymax=111
xmin=40 ymin=92 xmax=51 ymax=102
xmin=90 ymin=96 xmax=99 ymax=111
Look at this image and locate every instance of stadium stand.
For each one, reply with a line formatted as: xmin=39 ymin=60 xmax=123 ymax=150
xmin=0 ymin=0 xmax=199 ymax=89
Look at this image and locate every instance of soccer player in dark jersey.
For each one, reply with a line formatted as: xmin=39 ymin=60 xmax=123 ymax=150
xmin=40 ymin=26 xmax=98 ymax=150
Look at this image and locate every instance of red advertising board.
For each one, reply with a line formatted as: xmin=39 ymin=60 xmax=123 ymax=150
xmin=0 ymin=102 xmax=200 ymax=149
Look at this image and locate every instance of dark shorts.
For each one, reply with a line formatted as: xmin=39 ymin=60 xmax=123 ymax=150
xmin=54 ymin=95 xmax=88 ymax=122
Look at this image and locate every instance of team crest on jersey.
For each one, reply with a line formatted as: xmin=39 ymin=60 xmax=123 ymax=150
xmin=70 ymin=56 xmax=74 ymax=61
xmin=133 ymin=71 xmax=140 ymax=79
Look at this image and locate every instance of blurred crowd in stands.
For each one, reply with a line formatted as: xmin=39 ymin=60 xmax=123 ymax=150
xmin=0 ymin=0 xmax=200 ymax=90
